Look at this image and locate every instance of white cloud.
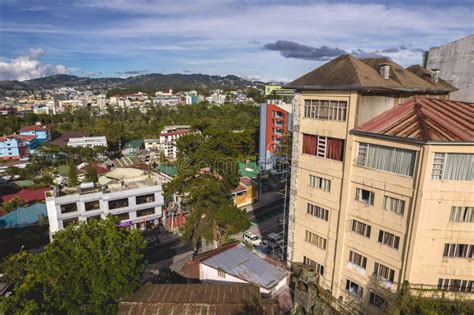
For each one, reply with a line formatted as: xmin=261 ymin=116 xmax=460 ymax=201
xmin=0 ymin=48 xmax=70 ymax=81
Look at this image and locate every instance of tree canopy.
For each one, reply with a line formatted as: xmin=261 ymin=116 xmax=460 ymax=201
xmin=0 ymin=217 xmax=146 ymax=314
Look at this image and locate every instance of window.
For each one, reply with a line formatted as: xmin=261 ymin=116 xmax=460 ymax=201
xmin=305 ymin=230 xmax=327 ymax=250
xmin=346 ymin=279 xmax=363 ymax=298
xmin=309 ymin=175 xmax=331 ymax=192
xmin=114 ymin=212 xmax=129 ymax=221
xmin=369 ymin=292 xmax=387 ymax=310
xmin=84 ymin=200 xmax=100 ymax=211
xmin=63 ymin=217 xmax=79 ymax=228
xmin=357 ymin=143 xmax=416 ymax=176
xmin=352 ymin=220 xmax=371 ymax=238
xmin=303 ymin=134 xmax=344 ymax=161
xmin=136 ymin=208 xmax=155 ymax=217
xmin=378 ymin=230 xmax=400 ymax=249
xmin=307 ymin=203 xmax=329 ymax=221
xmin=443 ymin=243 xmax=473 ymax=258
xmin=217 ymin=268 xmax=226 ymax=278
xmin=431 ymin=153 xmax=473 ymax=180
xmin=382 ymin=196 xmax=405 ymax=215
xmin=438 ymin=279 xmax=473 ymax=292
xmin=374 ymin=262 xmax=395 ymax=282
xmin=108 ymin=198 xmax=129 ymax=210
xmin=304 ymin=99 xmax=347 ymax=121
xmin=136 ymin=193 xmax=155 ymax=205
xmin=303 ymin=256 xmax=325 ymax=276
xmin=60 ymin=203 xmax=78 ymax=214
xmin=355 ymin=188 xmax=374 ymax=206
xmin=450 ymin=206 xmax=473 ymax=222
xmin=349 ymin=250 xmax=367 ymax=269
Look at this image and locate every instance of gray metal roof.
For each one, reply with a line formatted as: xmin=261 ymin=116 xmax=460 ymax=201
xmin=202 ymin=244 xmax=288 ymax=290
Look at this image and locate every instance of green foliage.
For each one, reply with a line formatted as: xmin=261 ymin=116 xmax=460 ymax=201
xmin=2 ymin=197 xmax=27 ymax=213
xmin=0 ymin=217 xmax=146 ymax=314
xmin=85 ymin=165 xmax=98 ymax=183
xmin=67 ymin=156 xmax=78 ymax=187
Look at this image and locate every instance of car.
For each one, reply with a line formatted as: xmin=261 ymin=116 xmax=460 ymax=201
xmin=267 ymin=232 xmax=283 ymax=244
xmin=242 ymin=232 xmax=262 ymax=246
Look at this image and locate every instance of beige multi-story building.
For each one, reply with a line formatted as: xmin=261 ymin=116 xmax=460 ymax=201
xmin=286 ymin=54 xmax=473 ymax=313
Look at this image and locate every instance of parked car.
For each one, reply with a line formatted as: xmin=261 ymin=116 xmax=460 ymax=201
xmin=242 ymin=232 xmax=262 ymax=246
xmin=267 ymin=232 xmax=283 ymax=244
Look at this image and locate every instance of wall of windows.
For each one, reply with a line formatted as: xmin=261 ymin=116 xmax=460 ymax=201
xmin=309 ymin=175 xmax=331 ymax=192
xmin=108 ymin=198 xmax=129 ymax=210
xmin=378 ymin=230 xmax=400 ymax=249
xmin=438 ymin=279 xmax=473 ymax=292
xmin=136 ymin=193 xmax=155 ymax=205
xmin=136 ymin=208 xmax=155 ymax=217
xmin=432 ymin=153 xmax=473 ymax=180
xmin=357 ymin=143 xmax=416 ymax=176
xmin=346 ymin=279 xmax=363 ymax=298
xmin=305 ymin=230 xmax=327 ymax=250
xmin=382 ymin=196 xmax=405 ymax=215
xmin=355 ymin=188 xmax=375 ymax=206
xmin=304 ymin=99 xmax=347 ymax=121
xmin=60 ymin=203 xmax=77 ymax=214
xmin=449 ymin=206 xmax=473 ymax=222
xmin=303 ymin=134 xmax=344 ymax=161
xmin=374 ymin=262 xmax=395 ymax=282
xmin=307 ymin=203 xmax=329 ymax=221
xmin=352 ymin=220 xmax=371 ymax=238
xmin=349 ymin=250 xmax=367 ymax=269
xmin=369 ymin=292 xmax=387 ymax=310
xmin=443 ymin=243 xmax=473 ymax=258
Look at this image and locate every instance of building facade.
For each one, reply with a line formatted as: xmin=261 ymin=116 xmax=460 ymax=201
xmin=46 ymin=183 xmax=164 ymax=239
xmin=19 ymin=122 xmax=51 ymax=145
xmin=286 ymin=55 xmax=471 ymax=313
xmin=67 ymin=136 xmax=107 ymax=148
xmin=159 ymin=125 xmax=196 ymax=159
xmin=0 ymin=134 xmax=38 ymax=160
xmin=259 ymin=101 xmax=292 ymax=171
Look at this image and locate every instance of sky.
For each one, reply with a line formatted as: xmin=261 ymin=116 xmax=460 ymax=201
xmin=0 ymin=0 xmax=473 ymax=82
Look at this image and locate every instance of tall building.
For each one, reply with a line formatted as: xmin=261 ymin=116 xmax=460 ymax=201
xmin=425 ymin=35 xmax=474 ymax=102
xmin=259 ymin=100 xmax=292 ymax=171
xmin=159 ymin=125 xmax=196 ymax=160
xmin=286 ymin=54 xmax=472 ymax=313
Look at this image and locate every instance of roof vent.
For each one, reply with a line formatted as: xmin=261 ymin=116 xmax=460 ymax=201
xmin=431 ymin=69 xmax=440 ymax=83
xmin=379 ymin=63 xmax=390 ymax=79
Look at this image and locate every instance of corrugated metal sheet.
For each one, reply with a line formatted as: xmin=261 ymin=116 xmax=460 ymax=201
xmin=202 ymin=244 xmax=288 ymax=290
xmin=354 ymin=96 xmax=474 ymax=142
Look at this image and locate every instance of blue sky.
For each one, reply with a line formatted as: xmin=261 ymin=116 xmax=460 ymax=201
xmin=0 ymin=0 xmax=472 ymax=81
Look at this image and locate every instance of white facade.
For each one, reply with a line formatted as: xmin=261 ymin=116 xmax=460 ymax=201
xmin=144 ymin=139 xmax=160 ymax=151
xmin=67 ymin=136 xmax=107 ymax=148
xmin=46 ymin=184 xmax=164 ymax=238
xmin=159 ymin=125 xmax=195 ymax=159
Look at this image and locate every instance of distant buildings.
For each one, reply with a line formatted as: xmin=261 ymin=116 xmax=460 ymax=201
xmin=45 ymin=168 xmax=165 ymax=239
xmin=286 ymin=54 xmax=471 ymax=312
xmin=425 ymin=35 xmax=474 ymax=102
xmin=0 ymin=134 xmax=38 ymax=160
xmin=259 ymin=100 xmax=292 ymax=171
xmin=67 ymin=136 xmax=107 ymax=148
xmin=159 ymin=125 xmax=196 ymax=159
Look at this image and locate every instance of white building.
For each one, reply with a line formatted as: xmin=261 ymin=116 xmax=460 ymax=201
xmin=67 ymin=136 xmax=107 ymax=148
xmin=45 ymin=168 xmax=165 ymax=239
xmin=144 ymin=139 xmax=160 ymax=151
xmin=159 ymin=125 xmax=196 ymax=159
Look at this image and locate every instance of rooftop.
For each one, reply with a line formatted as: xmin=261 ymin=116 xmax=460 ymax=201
xmin=118 ymin=283 xmax=279 ymax=315
xmin=49 ymin=131 xmax=91 ymax=148
xmin=353 ymin=97 xmax=474 ymax=143
xmin=0 ymin=134 xmax=36 ymax=142
xmin=19 ymin=125 xmax=49 ymax=132
xmin=287 ymin=54 xmax=455 ymax=93
xmin=202 ymin=244 xmax=288 ymax=290
xmin=122 ymin=139 xmax=144 ymax=150
xmin=2 ymin=188 xmax=50 ymax=203
xmin=238 ymin=161 xmax=260 ymax=179
xmin=0 ymin=203 xmax=47 ymax=229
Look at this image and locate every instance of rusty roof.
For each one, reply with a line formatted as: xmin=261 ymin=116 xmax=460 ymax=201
xmin=406 ymin=65 xmax=456 ymax=91
xmin=287 ymin=54 xmax=454 ymax=94
xmin=353 ymin=97 xmax=474 ymax=142
xmin=118 ymin=283 xmax=280 ymax=315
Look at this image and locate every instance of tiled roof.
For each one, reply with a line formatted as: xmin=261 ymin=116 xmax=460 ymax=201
xmin=160 ymin=129 xmax=192 ymax=137
xmin=20 ymin=125 xmax=48 ymax=132
xmin=287 ymin=55 xmax=455 ymax=93
xmin=49 ymin=131 xmax=90 ymax=148
xmin=406 ymin=65 xmax=455 ymax=91
xmin=353 ymin=97 xmax=474 ymax=142
xmin=118 ymin=283 xmax=279 ymax=315
xmin=0 ymin=134 xmax=36 ymax=142
xmin=2 ymin=188 xmax=50 ymax=203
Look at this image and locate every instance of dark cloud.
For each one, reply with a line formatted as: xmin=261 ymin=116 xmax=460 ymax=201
xmin=114 ymin=70 xmax=149 ymax=75
xmin=263 ymin=40 xmax=346 ymax=61
xmin=182 ymin=69 xmax=191 ymax=73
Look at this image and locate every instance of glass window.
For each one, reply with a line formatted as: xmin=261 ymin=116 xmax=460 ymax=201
xmin=309 ymin=175 xmax=331 ymax=192
xmin=355 ymin=188 xmax=375 ymax=206
xmin=60 ymin=203 xmax=78 ymax=214
xmin=303 ymin=256 xmax=324 ymax=276
xmin=114 ymin=212 xmax=130 ymax=221
xmin=108 ymin=198 xmax=129 ymax=210
xmin=443 ymin=243 xmax=473 ymax=258
xmin=136 ymin=193 xmax=155 ymax=205
xmin=352 ymin=220 xmax=371 ymax=238
xmin=303 ymin=134 xmax=344 ymax=161
xmin=307 ymin=203 xmax=329 ymax=221
xmin=305 ymin=230 xmax=327 ymax=250
xmin=63 ymin=217 xmax=79 ymax=228
xmin=431 ymin=153 xmax=473 ymax=181
xmin=136 ymin=208 xmax=155 ymax=217
xmin=304 ymin=99 xmax=347 ymax=121
xmin=450 ymin=206 xmax=473 ymax=222
xmin=378 ymin=230 xmax=400 ymax=249
xmin=85 ymin=200 xmax=100 ymax=211
xmin=346 ymin=279 xmax=363 ymax=298
xmin=382 ymin=196 xmax=405 ymax=215
xmin=357 ymin=143 xmax=416 ymax=176
xmin=374 ymin=262 xmax=395 ymax=282
xmin=349 ymin=250 xmax=367 ymax=269
xmin=369 ymin=292 xmax=387 ymax=309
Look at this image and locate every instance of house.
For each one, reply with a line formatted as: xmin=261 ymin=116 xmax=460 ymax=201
xmin=286 ymin=54 xmax=471 ymax=313
xmin=19 ymin=122 xmax=51 ymax=145
xmin=118 ymin=283 xmax=280 ymax=315
xmin=0 ymin=134 xmax=38 ymax=160
xmin=0 ymin=203 xmax=47 ymax=229
xmin=232 ymin=176 xmax=258 ymax=208
xmin=199 ymin=244 xmax=289 ymax=296
xmin=121 ymin=139 xmax=144 ymax=156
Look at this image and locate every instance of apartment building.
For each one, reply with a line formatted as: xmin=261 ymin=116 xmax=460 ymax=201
xmin=159 ymin=125 xmax=196 ymax=159
xmin=286 ymin=54 xmax=472 ymax=313
xmin=259 ymin=100 xmax=292 ymax=171
xmin=46 ymin=168 xmax=165 ymax=239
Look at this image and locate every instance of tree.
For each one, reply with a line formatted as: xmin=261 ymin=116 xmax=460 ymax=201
xmin=67 ymin=156 xmax=78 ymax=187
xmin=0 ymin=217 xmax=146 ymax=314
xmin=2 ymin=197 xmax=27 ymax=213
xmin=85 ymin=165 xmax=98 ymax=183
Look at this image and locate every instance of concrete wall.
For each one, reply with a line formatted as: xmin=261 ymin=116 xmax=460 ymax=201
xmin=427 ymin=35 xmax=474 ymax=102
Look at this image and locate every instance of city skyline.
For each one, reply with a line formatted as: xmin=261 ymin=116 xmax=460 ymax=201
xmin=0 ymin=0 xmax=473 ymax=81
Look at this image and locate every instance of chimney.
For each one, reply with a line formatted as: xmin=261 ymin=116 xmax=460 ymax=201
xmin=431 ymin=69 xmax=440 ymax=83
xmin=379 ymin=63 xmax=390 ymax=79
